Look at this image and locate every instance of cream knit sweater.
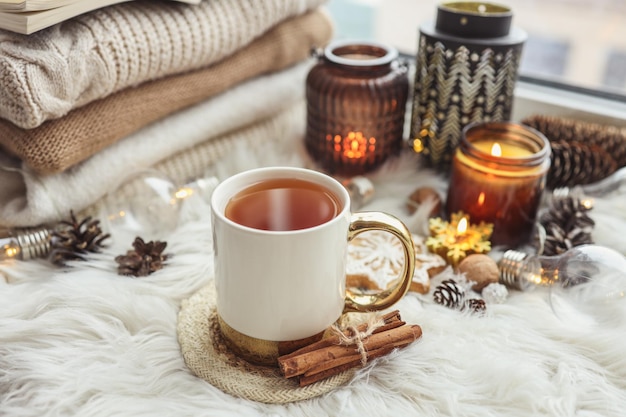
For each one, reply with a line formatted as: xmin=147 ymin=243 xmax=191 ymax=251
xmin=0 ymin=61 xmax=311 ymax=227
xmin=0 ymin=0 xmax=325 ymax=129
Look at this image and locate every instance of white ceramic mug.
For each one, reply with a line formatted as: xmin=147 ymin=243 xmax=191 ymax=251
xmin=210 ymin=167 xmax=415 ymax=365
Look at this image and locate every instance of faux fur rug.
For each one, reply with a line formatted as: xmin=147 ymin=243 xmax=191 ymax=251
xmin=2 ymin=139 xmax=626 ymax=417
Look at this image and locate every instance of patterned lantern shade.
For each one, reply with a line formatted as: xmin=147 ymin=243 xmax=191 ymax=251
xmin=410 ymin=2 xmax=527 ymax=169
xmin=305 ymin=40 xmax=409 ymax=177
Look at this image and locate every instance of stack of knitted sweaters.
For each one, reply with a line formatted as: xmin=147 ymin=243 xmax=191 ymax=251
xmin=0 ymin=0 xmax=333 ymax=227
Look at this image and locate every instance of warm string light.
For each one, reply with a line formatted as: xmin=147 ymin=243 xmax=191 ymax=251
xmin=174 ymin=187 xmax=195 ymax=200
xmin=3 ymin=243 xmax=20 ymax=260
xmin=103 ymin=172 xmax=219 ymax=242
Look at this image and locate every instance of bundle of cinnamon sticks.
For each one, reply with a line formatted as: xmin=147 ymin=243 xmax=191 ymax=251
xmin=277 ymin=310 xmax=422 ymax=387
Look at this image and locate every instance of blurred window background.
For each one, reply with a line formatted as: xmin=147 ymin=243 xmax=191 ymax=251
xmin=326 ymin=0 xmax=626 ymax=98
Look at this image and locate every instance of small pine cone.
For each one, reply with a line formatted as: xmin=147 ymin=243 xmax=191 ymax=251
xmin=115 ymin=237 xmax=168 ymax=277
xmin=540 ymin=196 xmax=594 ymax=256
xmin=540 ymin=197 xmax=594 ymax=231
xmin=433 ymin=279 xmax=465 ymax=308
xmin=543 ymin=224 xmax=593 ymax=256
xmin=462 ymin=298 xmax=487 ymax=315
xmin=50 ymin=211 xmax=110 ymax=266
xmin=547 ymin=141 xmax=617 ymax=189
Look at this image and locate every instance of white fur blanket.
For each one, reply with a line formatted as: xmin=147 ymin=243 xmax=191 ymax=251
xmin=2 ymin=140 xmax=626 ymax=416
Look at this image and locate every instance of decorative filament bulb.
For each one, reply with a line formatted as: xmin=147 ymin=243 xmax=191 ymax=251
xmin=0 ymin=226 xmax=51 ymax=262
xmin=499 ymin=244 xmax=626 ymax=291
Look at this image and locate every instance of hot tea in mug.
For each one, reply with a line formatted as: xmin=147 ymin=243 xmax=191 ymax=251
xmin=211 ymin=167 xmax=416 ymax=366
xmin=225 ymin=178 xmax=342 ymax=231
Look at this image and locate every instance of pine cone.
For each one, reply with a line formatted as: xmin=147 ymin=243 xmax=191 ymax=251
xmin=433 ymin=279 xmax=465 ymax=308
xmin=547 ymin=141 xmax=617 ymax=189
xmin=522 ymin=114 xmax=626 ymax=167
xmin=50 ymin=211 xmax=110 ymax=266
xmin=116 ymin=237 xmax=168 ymax=277
xmin=540 ymin=196 xmax=594 ymax=256
xmin=462 ymin=298 xmax=487 ymax=315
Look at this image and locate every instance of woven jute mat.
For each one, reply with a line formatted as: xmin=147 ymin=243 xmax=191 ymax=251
xmin=177 ymin=284 xmax=355 ymax=404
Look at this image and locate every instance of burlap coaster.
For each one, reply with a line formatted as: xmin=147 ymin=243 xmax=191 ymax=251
xmin=177 ymin=284 xmax=355 ymax=404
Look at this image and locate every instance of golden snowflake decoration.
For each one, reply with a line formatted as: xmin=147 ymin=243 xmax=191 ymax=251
xmin=425 ymin=211 xmax=493 ymax=267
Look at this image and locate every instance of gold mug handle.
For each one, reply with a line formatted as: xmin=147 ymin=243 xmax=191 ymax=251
xmin=344 ymin=212 xmax=416 ymax=313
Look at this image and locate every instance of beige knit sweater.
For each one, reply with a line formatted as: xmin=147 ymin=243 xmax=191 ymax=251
xmin=0 ymin=10 xmax=332 ymax=174
xmin=0 ymin=0 xmax=326 ymax=129
xmin=0 ymin=61 xmax=311 ymax=227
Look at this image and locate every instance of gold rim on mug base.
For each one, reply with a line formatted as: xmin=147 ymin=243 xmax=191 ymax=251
xmin=217 ymin=315 xmax=325 ymax=367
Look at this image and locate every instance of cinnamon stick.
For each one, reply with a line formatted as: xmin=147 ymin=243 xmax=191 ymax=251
xmin=298 ymin=345 xmax=396 ymax=387
xmin=298 ymin=325 xmax=422 ymax=386
xmin=277 ymin=310 xmax=403 ymax=362
xmin=279 ymin=324 xmax=421 ymax=378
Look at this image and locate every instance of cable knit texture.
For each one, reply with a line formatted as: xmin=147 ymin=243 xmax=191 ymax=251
xmin=0 ymin=61 xmax=311 ymax=227
xmin=0 ymin=0 xmax=325 ymax=129
xmin=0 ymin=10 xmax=332 ymax=174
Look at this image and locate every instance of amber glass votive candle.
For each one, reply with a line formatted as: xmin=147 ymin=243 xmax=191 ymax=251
xmin=305 ymin=40 xmax=409 ymax=177
xmin=445 ymin=122 xmax=550 ymax=248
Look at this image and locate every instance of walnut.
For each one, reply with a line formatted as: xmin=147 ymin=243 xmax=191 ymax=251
xmin=457 ymin=254 xmax=499 ymax=292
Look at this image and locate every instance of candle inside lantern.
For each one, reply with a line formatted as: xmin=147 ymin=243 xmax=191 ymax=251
xmin=330 ymin=131 xmax=376 ymax=160
xmin=445 ymin=122 xmax=551 ymax=248
xmin=305 ymin=40 xmax=409 ymax=176
xmin=426 ymin=212 xmax=493 ymax=267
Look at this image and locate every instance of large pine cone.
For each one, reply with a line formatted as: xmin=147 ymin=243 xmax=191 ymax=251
xmin=523 ymin=114 xmax=626 ymax=167
xmin=547 ymin=141 xmax=617 ymax=189
xmin=50 ymin=211 xmax=110 ymax=266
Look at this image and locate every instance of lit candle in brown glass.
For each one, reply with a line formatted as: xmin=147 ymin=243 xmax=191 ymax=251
xmin=305 ymin=40 xmax=409 ymax=177
xmin=445 ymin=122 xmax=551 ymax=248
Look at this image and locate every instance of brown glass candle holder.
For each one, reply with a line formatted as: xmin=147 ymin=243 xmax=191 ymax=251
xmin=445 ymin=122 xmax=551 ymax=248
xmin=305 ymin=40 xmax=409 ymax=177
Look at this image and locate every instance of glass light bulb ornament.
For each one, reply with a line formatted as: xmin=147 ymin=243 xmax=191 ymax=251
xmin=101 ymin=170 xmax=218 ymax=242
xmin=499 ymin=244 xmax=626 ymax=325
xmin=0 ymin=226 xmax=51 ymax=262
xmin=499 ymin=244 xmax=626 ymax=290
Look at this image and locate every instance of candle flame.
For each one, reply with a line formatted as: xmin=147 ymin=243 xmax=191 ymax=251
xmin=491 ymin=142 xmax=502 ymax=157
xmin=477 ymin=192 xmax=485 ymax=206
xmin=457 ymin=217 xmax=468 ymax=234
xmin=338 ymin=131 xmax=374 ymax=159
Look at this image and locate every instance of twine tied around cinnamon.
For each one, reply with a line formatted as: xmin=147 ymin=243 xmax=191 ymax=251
xmin=329 ymin=314 xmax=386 ymax=365
xmin=277 ymin=310 xmax=423 ymax=387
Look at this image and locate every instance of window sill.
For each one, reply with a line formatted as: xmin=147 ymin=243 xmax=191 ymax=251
xmin=513 ymin=78 xmax=626 ymax=127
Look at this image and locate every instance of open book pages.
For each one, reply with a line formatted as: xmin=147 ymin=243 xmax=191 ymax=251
xmin=0 ymin=0 xmax=201 ymax=34
xmin=0 ymin=0 xmax=199 ymax=11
